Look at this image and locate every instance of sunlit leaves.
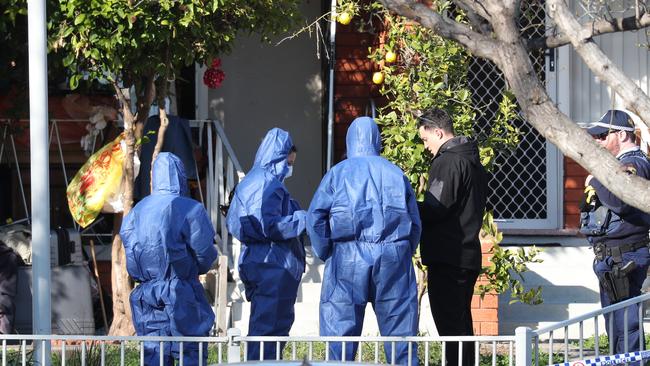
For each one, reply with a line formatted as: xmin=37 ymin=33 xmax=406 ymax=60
xmin=48 ymin=0 xmax=302 ymax=92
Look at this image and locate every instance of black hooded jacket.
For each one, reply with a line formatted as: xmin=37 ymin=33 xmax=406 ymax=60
xmin=418 ymin=136 xmax=488 ymax=271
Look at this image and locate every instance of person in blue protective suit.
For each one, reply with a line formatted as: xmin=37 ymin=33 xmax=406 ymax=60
xmin=307 ymin=117 xmax=421 ymax=365
xmin=226 ymin=128 xmax=306 ymax=361
xmin=120 ymin=152 xmax=218 ymax=366
xmin=580 ymin=110 xmax=650 ymax=358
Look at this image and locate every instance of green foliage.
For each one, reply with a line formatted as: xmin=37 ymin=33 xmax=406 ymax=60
xmin=47 ymin=0 xmax=301 ymax=93
xmin=359 ymin=5 xmax=521 ymax=194
xmin=479 ymin=212 xmax=544 ymax=305
xmin=574 ymin=333 xmax=650 ymax=355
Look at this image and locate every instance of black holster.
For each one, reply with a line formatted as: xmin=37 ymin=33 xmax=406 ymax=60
xmin=598 ymin=261 xmax=637 ymax=303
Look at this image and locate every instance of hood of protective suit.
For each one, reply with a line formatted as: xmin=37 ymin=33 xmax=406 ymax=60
xmin=152 ymin=152 xmax=188 ymax=196
xmin=253 ymin=128 xmax=293 ymax=181
xmin=346 ymin=117 xmax=381 ymax=158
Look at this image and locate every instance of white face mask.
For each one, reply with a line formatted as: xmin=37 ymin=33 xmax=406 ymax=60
xmin=284 ymin=165 xmax=294 ymax=180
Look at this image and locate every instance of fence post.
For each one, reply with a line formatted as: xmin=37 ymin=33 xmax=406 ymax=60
xmin=227 ymin=328 xmax=242 ymax=363
xmin=515 ymin=327 xmax=532 ymax=366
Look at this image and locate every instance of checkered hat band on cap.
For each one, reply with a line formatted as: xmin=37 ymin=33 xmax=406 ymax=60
xmin=588 ymin=121 xmax=635 ymax=132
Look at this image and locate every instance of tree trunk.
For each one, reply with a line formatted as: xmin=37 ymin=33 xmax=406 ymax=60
xmin=108 ymin=87 xmax=136 ymax=335
xmin=107 ymin=79 xmax=155 ymax=336
xmin=151 ymin=81 xmax=170 ymax=185
xmin=415 ymin=264 xmax=427 ymax=319
xmin=108 ymin=215 xmax=134 ymax=335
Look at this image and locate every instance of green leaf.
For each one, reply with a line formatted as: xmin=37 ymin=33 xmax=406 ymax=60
xmin=62 ymin=53 xmax=75 ymax=67
xmin=74 ymin=13 xmax=86 ymax=25
xmin=69 ymin=74 xmax=81 ymax=89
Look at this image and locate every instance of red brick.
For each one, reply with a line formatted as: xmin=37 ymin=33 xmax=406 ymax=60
xmin=480 ymin=294 xmax=498 ymax=309
xmin=480 ymin=322 xmax=499 ymax=336
xmin=565 ymin=215 xmax=580 ymax=229
xmin=335 ymin=85 xmax=376 ymax=99
xmin=337 ymin=99 xmax=369 ymax=111
xmin=338 ymin=46 xmax=370 ymax=59
xmin=565 ymin=188 xmax=584 ymax=203
xmin=564 ymin=177 xmax=585 ymax=189
xmin=337 ymin=59 xmax=375 ymax=72
xmin=335 ymin=71 xmax=371 ymax=84
xmin=336 ymin=32 xmax=375 ymax=46
xmin=480 ymin=241 xmax=494 ymax=253
xmin=565 ymin=205 xmax=581 ymax=215
xmin=471 ymin=308 xmax=498 ymax=322
xmin=481 ymin=256 xmax=493 ymax=267
xmin=471 ymin=295 xmax=480 ymax=309
xmin=472 ymin=323 xmax=480 ymax=335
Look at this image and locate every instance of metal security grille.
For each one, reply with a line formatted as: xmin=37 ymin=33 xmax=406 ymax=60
xmin=469 ymin=1 xmax=549 ymax=222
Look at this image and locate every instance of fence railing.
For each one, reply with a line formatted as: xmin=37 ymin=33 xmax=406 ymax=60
xmin=5 ymin=295 xmax=650 ymax=366
xmin=0 ymin=331 xmax=517 ymax=366
xmin=516 ymin=292 xmax=650 ymax=366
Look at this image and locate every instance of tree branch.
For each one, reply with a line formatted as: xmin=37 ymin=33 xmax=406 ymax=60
xmin=380 ymin=0 xmax=650 ymax=213
xmin=454 ymin=0 xmax=493 ymax=35
xmin=548 ymin=0 xmax=650 ymax=131
xmin=377 ymin=0 xmax=500 ymax=60
xmin=529 ymin=11 xmax=650 ymax=49
xmin=496 ymin=40 xmax=650 ymax=214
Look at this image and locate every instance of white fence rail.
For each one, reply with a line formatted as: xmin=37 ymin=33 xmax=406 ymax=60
xmin=517 ymin=292 xmax=650 ymax=366
xmin=7 ymin=294 xmax=650 ymax=366
xmin=0 ymin=331 xmax=517 ymax=366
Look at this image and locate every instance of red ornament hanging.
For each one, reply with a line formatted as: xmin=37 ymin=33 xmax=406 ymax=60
xmin=203 ymin=58 xmax=226 ymax=89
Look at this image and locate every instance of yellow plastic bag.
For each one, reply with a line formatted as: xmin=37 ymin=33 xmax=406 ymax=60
xmin=67 ymin=134 xmax=125 ymax=227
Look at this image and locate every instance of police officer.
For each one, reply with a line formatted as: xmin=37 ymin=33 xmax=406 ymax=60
xmin=581 ymin=110 xmax=650 ymax=356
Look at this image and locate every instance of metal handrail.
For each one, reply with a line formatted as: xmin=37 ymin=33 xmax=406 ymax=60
xmin=533 ymin=292 xmax=650 ymax=335
xmin=190 ymin=119 xmax=244 ymax=176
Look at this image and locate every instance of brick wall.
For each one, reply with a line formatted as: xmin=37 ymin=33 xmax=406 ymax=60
xmin=472 ymin=239 xmax=499 ymax=335
xmin=333 ymin=19 xmax=382 ymax=162
xmin=564 ymin=157 xmax=589 ymax=229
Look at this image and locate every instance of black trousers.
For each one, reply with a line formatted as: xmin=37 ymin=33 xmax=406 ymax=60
xmin=427 ymin=263 xmax=479 ymax=366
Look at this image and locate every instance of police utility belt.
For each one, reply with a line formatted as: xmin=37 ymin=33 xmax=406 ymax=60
xmin=580 ymin=189 xmax=649 ymax=303
xmin=592 ymin=240 xmax=649 ymax=262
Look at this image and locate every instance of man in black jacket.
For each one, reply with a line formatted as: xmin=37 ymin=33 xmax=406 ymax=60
xmin=417 ymin=108 xmax=488 ymax=366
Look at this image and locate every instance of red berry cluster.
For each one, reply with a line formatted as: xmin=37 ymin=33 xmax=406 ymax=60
xmin=203 ymin=58 xmax=225 ymax=89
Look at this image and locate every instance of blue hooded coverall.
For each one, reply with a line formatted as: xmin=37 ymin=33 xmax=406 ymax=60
xmin=226 ymin=128 xmax=306 ymax=361
xmin=307 ymin=117 xmax=421 ymax=365
xmin=120 ymin=152 xmax=218 ymax=366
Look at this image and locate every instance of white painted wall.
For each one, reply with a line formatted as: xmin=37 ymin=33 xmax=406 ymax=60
xmin=497 ymin=239 xmax=603 ymax=337
xmin=204 ymin=0 xmax=324 ymax=208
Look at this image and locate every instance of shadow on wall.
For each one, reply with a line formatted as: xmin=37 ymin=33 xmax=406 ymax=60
xmin=497 ymin=264 xmax=600 ymax=334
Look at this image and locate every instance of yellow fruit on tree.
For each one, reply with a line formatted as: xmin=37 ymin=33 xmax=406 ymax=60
xmin=385 ymin=51 xmax=397 ymax=63
xmin=337 ymin=12 xmax=352 ymax=25
xmin=372 ymin=71 xmax=384 ymax=85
